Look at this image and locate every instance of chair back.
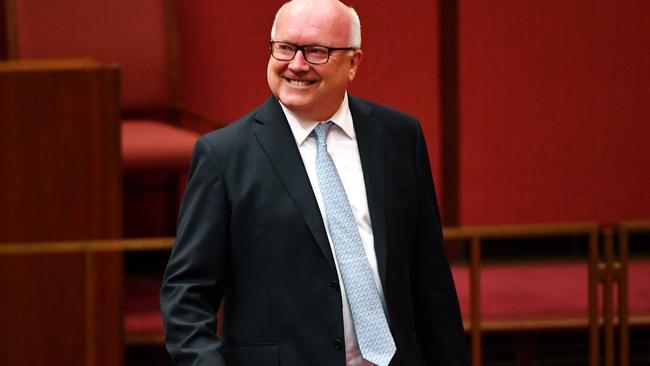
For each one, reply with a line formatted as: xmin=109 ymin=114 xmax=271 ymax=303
xmin=9 ymin=0 xmax=178 ymax=114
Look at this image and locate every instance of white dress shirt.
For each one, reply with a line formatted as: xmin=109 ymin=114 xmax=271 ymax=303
xmin=280 ymin=93 xmax=384 ymax=366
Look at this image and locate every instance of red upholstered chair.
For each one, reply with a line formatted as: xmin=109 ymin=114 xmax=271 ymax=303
xmin=7 ymin=0 xmax=218 ymax=236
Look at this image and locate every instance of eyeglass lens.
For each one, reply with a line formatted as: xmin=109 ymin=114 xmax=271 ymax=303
xmin=272 ymin=43 xmax=330 ymax=64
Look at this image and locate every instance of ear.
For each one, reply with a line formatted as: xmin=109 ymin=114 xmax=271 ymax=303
xmin=348 ymin=49 xmax=363 ymax=81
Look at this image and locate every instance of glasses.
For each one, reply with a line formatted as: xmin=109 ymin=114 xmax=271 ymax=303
xmin=270 ymin=41 xmax=356 ymax=65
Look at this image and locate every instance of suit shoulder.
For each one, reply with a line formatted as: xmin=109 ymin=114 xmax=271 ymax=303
xmin=201 ymin=109 xmax=255 ymax=144
xmin=350 ymin=96 xmax=421 ymax=137
xmin=196 ymin=103 xmax=266 ymax=158
xmin=350 ymin=96 xmax=419 ymax=127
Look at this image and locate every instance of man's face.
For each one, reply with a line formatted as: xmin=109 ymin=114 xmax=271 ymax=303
xmin=267 ymin=3 xmax=362 ymax=121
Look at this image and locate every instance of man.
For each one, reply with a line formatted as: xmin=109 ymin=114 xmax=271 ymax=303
xmin=160 ymin=1 xmax=468 ymax=365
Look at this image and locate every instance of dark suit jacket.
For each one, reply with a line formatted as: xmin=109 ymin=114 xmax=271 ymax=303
xmin=160 ymin=95 xmax=468 ymax=366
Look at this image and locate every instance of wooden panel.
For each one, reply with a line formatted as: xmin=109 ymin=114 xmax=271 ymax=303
xmin=0 ymin=59 xmax=122 ymax=242
xmin=0 ymin=253 xmax=86 ymax=366
xmin=0 ymin=237 xmax=173 ymax=358
xmin=0 ymin=249 xmax=123 ymax=366
xmin=87 ymin=251 xmax=124 ymax=366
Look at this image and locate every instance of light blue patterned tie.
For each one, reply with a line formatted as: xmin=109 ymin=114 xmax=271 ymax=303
xmin=313 ymin=122 xmax=396 ymax=366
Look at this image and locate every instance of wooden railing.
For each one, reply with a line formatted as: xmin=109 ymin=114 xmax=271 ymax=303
xmin=1 ymin=222 xmax=648 ymax=365
xmin=444 ymin=221 xmax=650 ymax=366
xmin=0 ymin=238 xmax=173 ymax=366
xmin=444 ymin=223 xmax=599 ymax=366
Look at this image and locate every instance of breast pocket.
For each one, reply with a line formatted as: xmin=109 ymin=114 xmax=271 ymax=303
xmin=221 ymin=344 xmax=279 ymax=366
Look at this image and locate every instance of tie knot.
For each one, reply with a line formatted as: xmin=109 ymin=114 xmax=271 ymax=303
xmin=312 ymin=121 xmax=334 ymax=146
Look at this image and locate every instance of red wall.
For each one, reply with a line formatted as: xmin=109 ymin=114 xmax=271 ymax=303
xmin=458 ymin=0 xmax=650 ymax=225
xmin=176 ymin=0 xmax=445 ymax=209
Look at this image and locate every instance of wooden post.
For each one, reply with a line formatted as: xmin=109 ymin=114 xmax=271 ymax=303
xmin=603 ymin=229 xmax=615 ymax=366
xmin=588 ymin=229 xmax=600 ymax=366
xmin=470 ymin=237 xmax=481 ymax=366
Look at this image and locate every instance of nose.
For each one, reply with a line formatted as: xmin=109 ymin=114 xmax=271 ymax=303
xmin=288 ymin=50 xmax=310 ymax=72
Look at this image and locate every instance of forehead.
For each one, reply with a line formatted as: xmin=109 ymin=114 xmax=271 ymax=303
xmin=274 ymin=5 xmax=350 ymax=46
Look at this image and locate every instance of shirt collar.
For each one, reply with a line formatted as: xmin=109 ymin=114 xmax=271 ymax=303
xmin=280 ymin=93 xmax=355 ymax=146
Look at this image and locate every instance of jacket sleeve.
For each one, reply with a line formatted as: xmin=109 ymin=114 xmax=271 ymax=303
xmin=410 ymin=122 xmax=469 ymax=366
xmin=160 ymin=136 xmax=229 ymax=366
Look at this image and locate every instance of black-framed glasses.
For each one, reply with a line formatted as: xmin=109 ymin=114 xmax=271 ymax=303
xmin=270 ymin=41 xmax=356 ymax=65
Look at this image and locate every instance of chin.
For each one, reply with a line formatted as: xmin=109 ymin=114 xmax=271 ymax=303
xmin=278 ymin=93 xmax=312 ymax=111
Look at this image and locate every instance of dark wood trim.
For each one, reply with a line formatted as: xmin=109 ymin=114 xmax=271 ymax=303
xmin=4 ymin=0 xmax=16 ymax=58
xmin=588 ymin=230 xmax=600 ymax=366
xmin=437 ymin=0 xmax=459 ymax=226
xmin=0 ymin=237 xmax=175 ymax=254
xmin=444 ymin=222 xmax=599 ymax=239
xmin=617 ymin=221 xmax=650 ymax=366
xmin=0 ymin=0 xmax=6 ymax=59
xmin=163 ymin=0 xmax=181 ymax=109
xmin=470 ymin=237 xmax=481 ymax=366
xmin=618 ymin=227 xmax=630 ymax=366
xmin=85 ymin=251 xmax=96 ymax=366
xmin=603 ymin=229 xmax=615 ymax=366
xmin=162 ymin=0 xmax=226 ymax=131
xmin=125 ymin=332 xmax=166 ymax=345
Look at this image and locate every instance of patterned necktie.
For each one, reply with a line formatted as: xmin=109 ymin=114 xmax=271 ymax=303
xmin=312 ymin=122 xmax=396 ymax=366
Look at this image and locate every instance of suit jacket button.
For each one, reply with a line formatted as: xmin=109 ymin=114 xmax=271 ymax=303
xmin=331 ymin=281 xmax=340 ymax=290
xmin=333 ymin=339 xmax=344 ymax=350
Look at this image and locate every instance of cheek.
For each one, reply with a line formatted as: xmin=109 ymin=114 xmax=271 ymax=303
xmin=267 ymin=59 xmax=284 ymax=76
xmin=331 ymin=69 xmax=352 ymax=88
xmin=321 ymin=62 xmax=352 ymax=86
xmin=267 ymin=61 xmax=284 ymax=88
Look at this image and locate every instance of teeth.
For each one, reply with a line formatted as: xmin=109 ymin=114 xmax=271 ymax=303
xmin=289 ymin=79 xmax=313 ymax=86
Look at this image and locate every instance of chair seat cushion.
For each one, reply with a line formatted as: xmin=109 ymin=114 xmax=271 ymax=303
xmin=125 ymin=277 xmax=164 ymax=337
xmin=122 ymin=120 xmax=200 ymax=172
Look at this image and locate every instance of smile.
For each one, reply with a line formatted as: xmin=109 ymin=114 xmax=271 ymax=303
xmin=285 ymin=78 xmax=316 ymax=86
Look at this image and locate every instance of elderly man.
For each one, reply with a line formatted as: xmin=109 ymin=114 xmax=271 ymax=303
xmin=160 ymin=1 xmax=468 ymax=365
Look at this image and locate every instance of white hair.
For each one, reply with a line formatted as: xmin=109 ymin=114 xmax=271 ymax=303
xmin=271 ymin=1 xmax=362 ymax=48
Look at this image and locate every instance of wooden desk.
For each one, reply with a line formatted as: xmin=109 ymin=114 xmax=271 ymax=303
xmin=0 ymin=59 xmax=122 ymax=366
xmin=0 ymin=59 xmax=122 ymax=242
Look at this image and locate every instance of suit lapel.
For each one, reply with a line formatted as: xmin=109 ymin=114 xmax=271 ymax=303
xmin=251 ymin=96 xmax=389 ymax=286
xmin=251 ymin=97 xmax=336 ymax=272
xmin=349 ymin=96 xmax=389 ymax=289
